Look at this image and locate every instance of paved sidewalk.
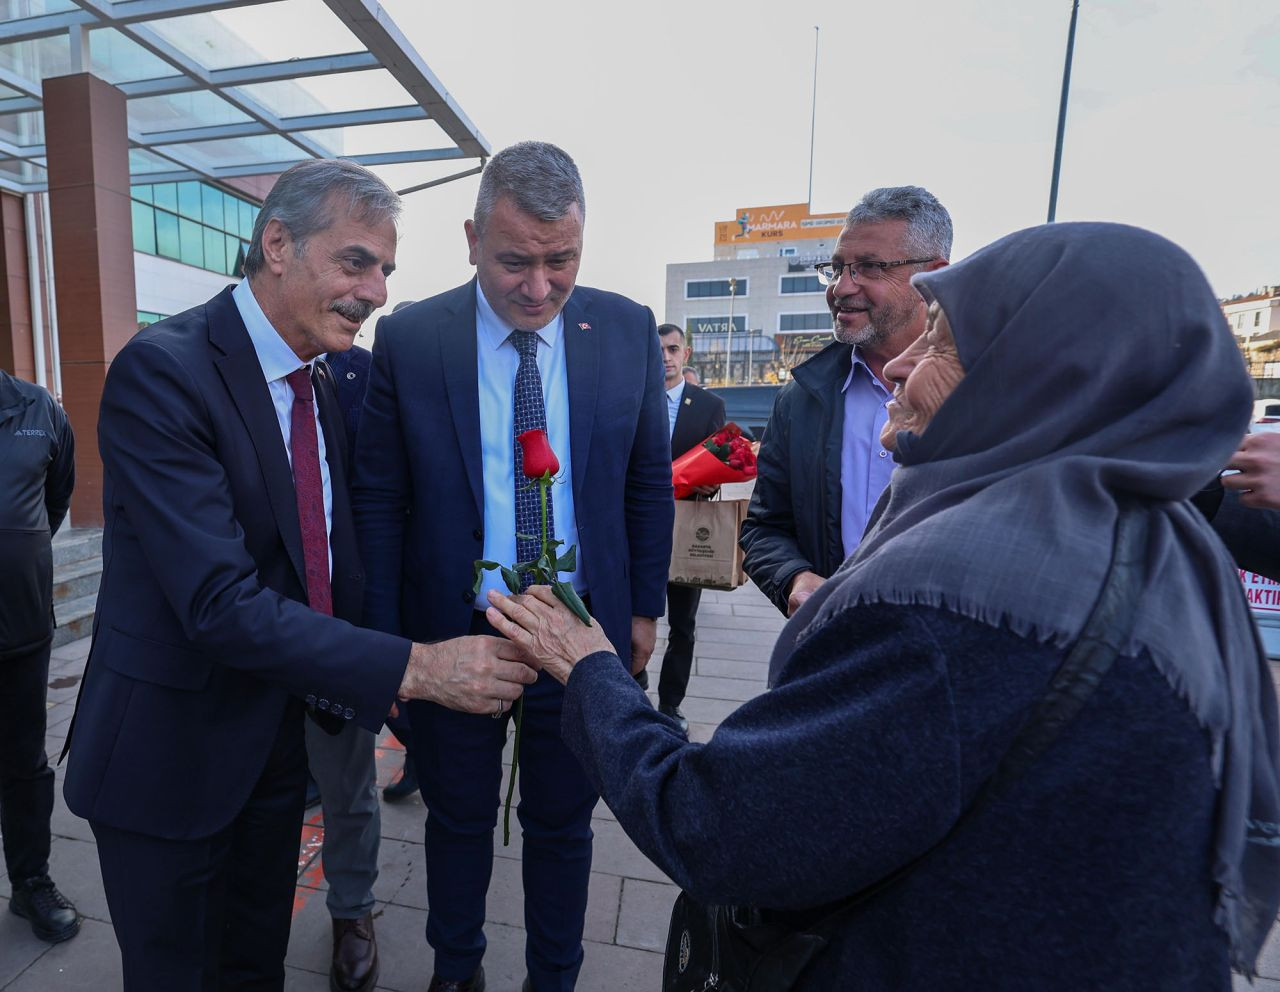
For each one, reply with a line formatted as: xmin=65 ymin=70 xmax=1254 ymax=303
xmin=0 ymin=529 xmax=781 ymax=991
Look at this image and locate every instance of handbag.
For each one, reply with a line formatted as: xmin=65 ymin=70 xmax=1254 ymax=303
xmin=662 ymin=504 xmax=1149 ymax=991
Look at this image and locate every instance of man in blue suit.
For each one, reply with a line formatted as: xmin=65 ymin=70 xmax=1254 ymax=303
xmin=64 ymin=159 xmax=536 ymax=991
xmin=353 ymin=141 xmax=673 ymax=992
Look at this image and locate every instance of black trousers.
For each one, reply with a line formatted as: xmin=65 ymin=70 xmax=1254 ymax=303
xmin=0 ymin=637 xmax=55 ymax=883
xmin=659 ymin=582 xmax=702 ymax=708
xmin=92 ymin=698 xmax=307 ymax=992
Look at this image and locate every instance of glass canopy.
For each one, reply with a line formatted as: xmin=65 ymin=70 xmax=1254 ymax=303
xmin=0 ymin=0 xmax=489 ymax=195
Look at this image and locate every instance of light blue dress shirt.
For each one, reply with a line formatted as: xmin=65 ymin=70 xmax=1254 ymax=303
xmin=474 ymin=285 xmax=584 ymax=601
xmin=665 ymin=379 xmax=686 ymax=440
xmin=840 ymin=348 xmax=894 ymax=559
xmin=231 ymin=278 xmax=333 ymax=575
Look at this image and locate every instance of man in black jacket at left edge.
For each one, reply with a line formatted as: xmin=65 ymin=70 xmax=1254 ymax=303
xmin=0 ymin=367 xmax=79 ymax=944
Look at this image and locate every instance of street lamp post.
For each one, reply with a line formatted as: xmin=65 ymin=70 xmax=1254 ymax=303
xmin=1047 ymin=0 xmax=1081 ymax=223
xmin=725 ymin=277 xmax=737 ymax=386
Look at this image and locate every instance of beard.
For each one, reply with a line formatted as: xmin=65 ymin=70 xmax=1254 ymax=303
xmin=831 ymin=295 xmax=917 ymax=348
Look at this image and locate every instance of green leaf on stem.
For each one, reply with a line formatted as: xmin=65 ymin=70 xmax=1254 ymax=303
xmin=516 ymin=533 xmax=537 ymax=542
xmin=472 ymin=560 xmax=501 ymax=595
xmin=500 ymin=567 xmax=522 ymax=594
xmin=552 ymin=580 xmax=592 ymax=626
xmin=556 ymin=545 xmax=577 ymax=572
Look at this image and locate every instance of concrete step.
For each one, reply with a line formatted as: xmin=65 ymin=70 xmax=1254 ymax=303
xmin=52 ymin=527 xmax=103 ymax=568
xmin=52 ymin=592 xmax=97 ymax=648
xmin=53 ymin=555 xmax=102 ymax=603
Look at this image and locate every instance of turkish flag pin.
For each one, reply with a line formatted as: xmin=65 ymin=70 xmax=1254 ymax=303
xmin=578 ymin=322 xmax=591 ymax=331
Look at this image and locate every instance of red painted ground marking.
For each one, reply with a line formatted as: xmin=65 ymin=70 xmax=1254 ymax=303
xmin=293 ymin=818 xmax=328 ymax=920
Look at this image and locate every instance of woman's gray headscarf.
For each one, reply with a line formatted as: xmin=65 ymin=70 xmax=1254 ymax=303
xmin=777 ymin=222 xmax=1280 ymax=973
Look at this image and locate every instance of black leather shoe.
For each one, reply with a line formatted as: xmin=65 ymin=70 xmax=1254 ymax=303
xmin=382 ymin=754 xmax=419 ymax=802
xmin=330 ymin=913 xmax=378 ymax=992
xmin=659 ymin=702 xmax=689 ymax=735
xmin=426 ymin=967 xmax=485 ymax=992
xmin=9 ymin=875 xmax=81 ymax=943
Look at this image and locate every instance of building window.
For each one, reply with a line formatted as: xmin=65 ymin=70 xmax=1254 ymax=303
xmin=686 ymin=315 xmax=747 ymax=335
xmin=779 ymin=312 xmax=830 ymax=332
xmin=131 ymin=180 xmax=258 ymax=278
xmin=685 ymin=278 xmax=748 ymax=299
xmin=137 ymin=310 xmax=169 ymax=330
xmin=1257 ymin=312 xmax=1263 ymax=327
xmin=779 ymin=247 xmax=797 ymax=257
xmin=781 ymin=275 xmax=823 ymax=295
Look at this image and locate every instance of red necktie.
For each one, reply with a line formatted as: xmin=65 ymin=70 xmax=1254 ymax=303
xmin=285 ymin=367 xmax=333 ymax=616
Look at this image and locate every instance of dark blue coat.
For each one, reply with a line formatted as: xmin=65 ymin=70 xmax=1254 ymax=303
xmin=562 ymin=602 xmax=1229 ymax=989
xmin=352 ymin=280 xmax=673 ymax=661
xmin=64 ymin=287 xmax=410 ymax=840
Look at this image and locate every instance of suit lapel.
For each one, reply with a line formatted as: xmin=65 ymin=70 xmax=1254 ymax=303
xmin=209 ymin=290 xmax=308 ymax=592
xmin=315 ymin=360 xmax=359 ymax=619
xmin=562 ymin=293 xmax=598 ymax=505
xmin=440 ymin=281 xmax=484 ymax=518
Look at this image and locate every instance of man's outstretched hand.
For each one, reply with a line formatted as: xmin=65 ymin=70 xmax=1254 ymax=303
xmin=1225 ymin=432 xmax=1280 ymax=510
xmin=397 ymin=635 xmax=537 ymax=716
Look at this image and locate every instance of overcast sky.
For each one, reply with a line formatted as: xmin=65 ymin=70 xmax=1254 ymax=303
xmin=291 ymin=0 xmax=1279 ymax=331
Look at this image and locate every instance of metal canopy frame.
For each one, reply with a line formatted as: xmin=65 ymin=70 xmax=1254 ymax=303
xmin=0 ymin=0 xmax=489 ymax=195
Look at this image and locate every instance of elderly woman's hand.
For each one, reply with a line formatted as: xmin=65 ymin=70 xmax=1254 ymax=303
xmin=486 ymin=586 xmax=617 ymax=684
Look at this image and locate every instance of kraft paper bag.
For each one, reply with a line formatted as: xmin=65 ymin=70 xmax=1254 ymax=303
xmin=669 ymin=498 xmax=748 ymax=590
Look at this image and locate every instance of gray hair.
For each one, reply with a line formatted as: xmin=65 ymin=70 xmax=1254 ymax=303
xmin=846 ymin=186 xmax=953 ymax=261
xmin=473 ymin=141 xmax=585 ymax=233
xmin=243 ymin=159 xmax=402 ymax=277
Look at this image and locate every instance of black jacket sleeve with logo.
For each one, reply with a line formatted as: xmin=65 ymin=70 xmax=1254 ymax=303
xmin=0 ymin=370 xmax=75 ymax=656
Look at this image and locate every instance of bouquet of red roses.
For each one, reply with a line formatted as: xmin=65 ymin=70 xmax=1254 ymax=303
xmin=672 ymin=422 xmax=757 ymax=499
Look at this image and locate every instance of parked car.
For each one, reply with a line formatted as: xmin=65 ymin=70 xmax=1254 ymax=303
xmin=706 ymin=384 xmax=781 ymax=441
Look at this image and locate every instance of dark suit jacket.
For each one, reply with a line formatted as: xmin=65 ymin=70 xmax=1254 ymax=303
xmin=324 ymin=344 xmax=372 ymax=451
xmin=671 ymin=382 xmax=727 ymax=467
xmin=352 ymin=280 xmax=673 ymax=665
xmin=64 ymin=287 xmax=409 ymax=841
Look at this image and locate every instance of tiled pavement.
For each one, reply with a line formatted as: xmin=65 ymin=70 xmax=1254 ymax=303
xmin=7 ymin=495 xmax=1280 ymax=989
xmin=0 ymin=494 xmax=782 ymax=991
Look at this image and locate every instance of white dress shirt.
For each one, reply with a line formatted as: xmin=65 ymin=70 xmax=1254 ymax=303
xmin=232 ymin=278 xmax=333 ymax=575
xmin=474 ymin=284 xmax=584 ymax=602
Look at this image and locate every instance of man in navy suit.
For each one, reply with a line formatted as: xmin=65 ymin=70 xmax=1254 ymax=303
xmin=656 ymin=323 xmax=726 ymax=733
xmin=352 ymin=141 xmax=673 ymax=992
xmin=64 ymin=159 xmax=536 ymax=991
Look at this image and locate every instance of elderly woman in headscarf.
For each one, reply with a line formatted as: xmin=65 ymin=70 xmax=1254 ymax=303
xmin=486 ymin=222 xmax=1280 ymax=989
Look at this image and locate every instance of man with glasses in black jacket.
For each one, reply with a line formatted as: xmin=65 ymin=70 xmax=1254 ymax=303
xmin=740 ymin=186 xmax=951 ymax=618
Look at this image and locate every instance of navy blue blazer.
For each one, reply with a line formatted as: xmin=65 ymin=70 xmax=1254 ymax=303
xmin=323 ymin=344 xmax=372 ymax=450
xmin=352 ymin=280 xmax=674 ymax=665
xmin=64 ymin=287 xmax=410 ymax=840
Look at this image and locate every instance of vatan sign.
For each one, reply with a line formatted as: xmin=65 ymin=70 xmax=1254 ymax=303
xmin=714 ymin=203 xmax=845 ymax=246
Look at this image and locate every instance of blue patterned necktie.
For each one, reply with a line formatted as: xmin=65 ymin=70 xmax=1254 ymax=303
xmin=511 ymin=330 xmax=553 ymax=589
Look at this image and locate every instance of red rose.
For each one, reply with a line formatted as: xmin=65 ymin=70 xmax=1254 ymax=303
xmin=517 ymin=428 xmax=560 ymax=479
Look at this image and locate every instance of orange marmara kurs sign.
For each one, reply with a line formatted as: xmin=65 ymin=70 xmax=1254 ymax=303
xmin=714 ymin=203 xmax=846 ymax=245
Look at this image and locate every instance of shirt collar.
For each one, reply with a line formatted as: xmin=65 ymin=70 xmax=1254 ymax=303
xmin=666 ymin=379 xmax=687 ymax=403
xmin=475 ymin=281 xmax=563 ymax=353
xmin=232 ymin=278 xmax=308 ymax=383
xmin=841 ymin=345 xmax=889 ymax=396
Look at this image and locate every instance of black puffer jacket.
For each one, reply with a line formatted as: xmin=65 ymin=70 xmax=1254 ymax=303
xmin=739 ymin=341 xmax=849 ymax=614
xmin=0 ymin=370 xmax=74 ymax=656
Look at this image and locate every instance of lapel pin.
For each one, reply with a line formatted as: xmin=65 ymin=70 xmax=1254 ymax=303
xmin=684 ymin=397 xmax=692 ymax=406
xmin=578 ymin=322 xmax=591 ymax=331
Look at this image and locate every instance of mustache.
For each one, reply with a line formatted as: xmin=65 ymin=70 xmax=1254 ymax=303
xmin=330 ymin=299 xmax=375 ymax=323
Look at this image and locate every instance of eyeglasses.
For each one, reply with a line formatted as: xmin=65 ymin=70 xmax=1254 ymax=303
xmin=813 ymin=257 xmax=936 ymax=286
